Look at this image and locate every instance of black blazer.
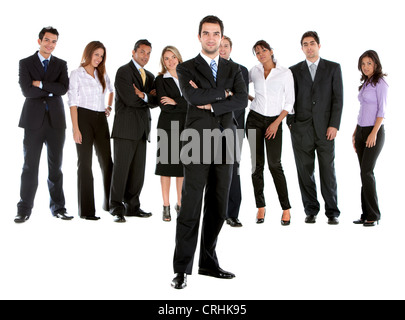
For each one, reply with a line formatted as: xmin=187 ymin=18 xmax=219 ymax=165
xmin=18 ymin=52 xmax=69 ymax=129
xmin=176 ymin=54 xmax=248 ymax=135
xmin=155 ymin=74 xmax=187 ymax=131
xmin=230 ymin=60 xmax=249 ymax=131
xmin=111 ymin=61 xmax=157 ymax=141
xmin=288 ymin=58 xmax=343 ymax=139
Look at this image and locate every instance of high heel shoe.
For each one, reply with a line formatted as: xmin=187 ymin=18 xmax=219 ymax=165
xmin=174 ymin=203 xmax=181 ymax=216
xmin=353 ymin=219 xmax=365 ymax=224
xmin=162 ymin=206 xmax=171 ymax=222
xmin=363 ymin=220 xmax=379 ymax=227
xmin=256 ymin=209 xmax=266 ymax=224
xmin=281 ymin=210 xmax=290 ymax=226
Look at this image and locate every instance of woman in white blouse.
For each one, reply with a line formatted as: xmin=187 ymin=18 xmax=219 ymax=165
xmin=68 ymin=41 xmax=114 ymax=220
xmin=246 ymin=40 xmax=295 ymax=226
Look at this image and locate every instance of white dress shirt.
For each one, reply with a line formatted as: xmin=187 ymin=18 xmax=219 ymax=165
xmin=68 ymin=67 xmax=113 ymax=112
xmin=249 ymin=61 xmax=295 ymax=117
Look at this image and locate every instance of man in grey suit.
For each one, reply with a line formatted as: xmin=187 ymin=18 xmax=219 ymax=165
xmin=109 ymin=39 xmax=157 ymax=223
xmin=288 ymin=31 xmax=343 ymax=225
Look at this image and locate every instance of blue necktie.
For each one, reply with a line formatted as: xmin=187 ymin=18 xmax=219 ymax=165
xmin=43 ymin=59 xmax=49 ymax=72
xmin=43 ymin=60 xmax=49 ymax=111
xmin=210 ymin=59 xmax=217 ymax=81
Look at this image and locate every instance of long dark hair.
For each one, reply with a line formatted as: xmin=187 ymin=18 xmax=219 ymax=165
xmin=81 ymin=41 xmax=107 ymax=92
xmin=358 ymin=50 xmax=387 ymax=91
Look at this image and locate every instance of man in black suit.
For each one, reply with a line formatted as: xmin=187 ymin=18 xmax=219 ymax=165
xmin=288 ymin=31 xmax=343 ymax=225
xmin=171 ymin=16 xmax=248 ymax=289
xmin=15 ymin=27 xmax=72 ymax=223
xmin=218 ymin=35 xmax=249 ymax=228
xmin=109 ymin=39 xmax=157 ymax=223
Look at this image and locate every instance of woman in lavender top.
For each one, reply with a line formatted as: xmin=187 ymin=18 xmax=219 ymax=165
xmin=352 ymin=50 xmax=388 ymax=227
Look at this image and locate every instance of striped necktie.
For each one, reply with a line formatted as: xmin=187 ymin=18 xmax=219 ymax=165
xmin=210 ymin=59 xmax=217 ymax=81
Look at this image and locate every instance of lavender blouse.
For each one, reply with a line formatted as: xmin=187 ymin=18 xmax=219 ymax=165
xmin=357 ymin=78 xmax=388 ymax=127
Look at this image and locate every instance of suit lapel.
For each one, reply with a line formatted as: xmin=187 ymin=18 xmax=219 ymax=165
xmin=312 ymin=58 xmax=325 ymax=85
xmin=300 ymin=60 xmax=313 ymax=85
xmin=195 ymin=54 xmax=216 ymax=88
xmin=216 ymin=57 xmax=229 ymax=89
xmin=129 ymin=61 xmax=144 ymax=90
xmin=32 ymin=52 xmax=46 ymax=78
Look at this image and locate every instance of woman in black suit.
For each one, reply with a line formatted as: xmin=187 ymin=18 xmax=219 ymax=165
xmin=155 ymin=46 xmax=187 ymax=222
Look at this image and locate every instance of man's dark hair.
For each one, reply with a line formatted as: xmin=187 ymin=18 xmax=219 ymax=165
xmin=39 ymin=26 xmax=59 ymax=40
xmin=300 ymin=31 xmax=320 ymax=46
xmin=134 ymin=39 xmax=152 ymax=51
xmin=198 ymin=15 xmax=224 ymax=37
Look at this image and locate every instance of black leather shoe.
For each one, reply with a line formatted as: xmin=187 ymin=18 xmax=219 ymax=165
xmin=328 ymin=217 xmax=339 ymax=225
xmin=353 ymin=219 xmax=364 ymax=224
xmin=114 ymin=214 xmax=126 ymax=223
xmin=81 ymin=216 xmax=100 ymax=220
xmin=226 ymin=218 xmax=243 ymax=227
xmin=198 ymin=267 xmax=235 ymax=279
xmin=171 ymin=273 xmax=187 ymax=289
xmin=126 ymin=208 xmax=152 ymax=218
xmin=54 ymin=212 xmax=74 ymax=220
xmin=305 ymin=215 xmax=316 ymax=224
xmin=364 ymin=220 xmax=379 ymax=227
xmin=14 ymin=214 xmax=29 ymax=223
xmin=256 ymin=209 xmax=266 ymax=224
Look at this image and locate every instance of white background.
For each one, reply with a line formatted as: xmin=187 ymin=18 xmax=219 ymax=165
xmin=0 ymin=0 xmax=404 ymax=300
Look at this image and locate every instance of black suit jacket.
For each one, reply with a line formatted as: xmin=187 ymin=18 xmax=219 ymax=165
xmin=177 ymin=54 xmax=247 ymax=135
xmin=230 ymin=59 xmax=249 ymax=131
xmin=18 ymin=52 xmax=69 ymax=129
xmin=155 ymin=74 xmax=188 ymax=131
xmin=111 ymin=61 xmax=157 ymax=142
xmin=288 ymin=58 xmax=343 ymax=139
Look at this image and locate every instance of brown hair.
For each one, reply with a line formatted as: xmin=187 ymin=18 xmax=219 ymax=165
xmin=81 ymin=41 xmax=107 ymax=92
xmin=158 ymin=46 xmax=183 ymax=76
xmin=358 ymin=50 xmax=387 ymax=91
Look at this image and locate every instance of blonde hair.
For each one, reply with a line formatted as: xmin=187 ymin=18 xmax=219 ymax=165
xmin=159 ymin=46 xmax=183 ymax=76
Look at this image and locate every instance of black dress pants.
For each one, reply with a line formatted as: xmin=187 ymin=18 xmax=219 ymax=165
xmin=354 ymin=125 xmax=385 ymax=221
xmin=173 ymin=162 xmax=232 ymax=274
xmin=76 ymin=108 xmax=113 ymax=217
xmin=246 ymin=110 xmax=291 ymax=210
xmin=290 ymin=121 xmax=339 ymax=217
xmin=17 ymin=112 xmax=66 ymax=216
xmin=109 ymin=137 xmax=147 ymax=216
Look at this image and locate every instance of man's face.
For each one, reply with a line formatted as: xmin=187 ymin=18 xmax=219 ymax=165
xmin=219 ymin=39 xmax=232 ymax=60
xmin=198 ymin=22 xmax=223 ymax=56
xmin=301 ymin=36 xmax=320 ymax=61
xmin=132 ymin=44 xmax=152 ymax=67
xmin=38 ymin=32 xmax=58 ymax=57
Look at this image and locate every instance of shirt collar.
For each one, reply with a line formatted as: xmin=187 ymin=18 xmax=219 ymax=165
xmin=132 ymin=58 xmax=144 ymax=72
xmin=306 ymin=57 xmax=320 ymax=67
xmin=200 ymin=52 xmax=219 ymax=67
xmin=38 ymin=51 xmax=51 ymax=63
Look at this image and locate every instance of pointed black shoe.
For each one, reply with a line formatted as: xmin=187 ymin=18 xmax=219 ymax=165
xmin=171 ymin=273 xmax=187 ymax=289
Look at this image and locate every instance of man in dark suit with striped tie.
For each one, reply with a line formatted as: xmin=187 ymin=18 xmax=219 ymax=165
xmin=171 ymin=16 xmax=248 ymax=289
xmin=109 ymin=39 xmax=158 ymax=223
xmin=15 ymin=27 xmax=72 ymax=223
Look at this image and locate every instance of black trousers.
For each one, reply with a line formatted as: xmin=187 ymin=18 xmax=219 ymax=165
xmin=246 ymin=110 xmax=291 ymax=210
xmin=17 ymin=112 xmax=66 ymax=216
xmin=173 ymin=163 xmax=232 ymax=274
xmin=354 ymin=125 xmax=385 ymax=221
xmin=109 ymin=137 xmax=146 ymax=216
xmin=76 ymin=108 xmax=113 ymax=217
xmin=290 ymin=121 xmax=339 ymax=217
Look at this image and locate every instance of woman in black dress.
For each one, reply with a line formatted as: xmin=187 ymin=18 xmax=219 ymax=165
xmin=155 ymin=46 xmax=187 ymax=221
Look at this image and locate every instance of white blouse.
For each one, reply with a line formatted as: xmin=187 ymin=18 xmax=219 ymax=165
xmin=68 ymin=67 xmax=113 ymax=112
xmin=249 ymin=62 xmax=295 ymax=117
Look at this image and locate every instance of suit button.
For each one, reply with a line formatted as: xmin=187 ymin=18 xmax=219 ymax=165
xmin=43 ymin=101 xmax=47 ymax=104
xmin=312 ymin=101 xmax=316 ymax=105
